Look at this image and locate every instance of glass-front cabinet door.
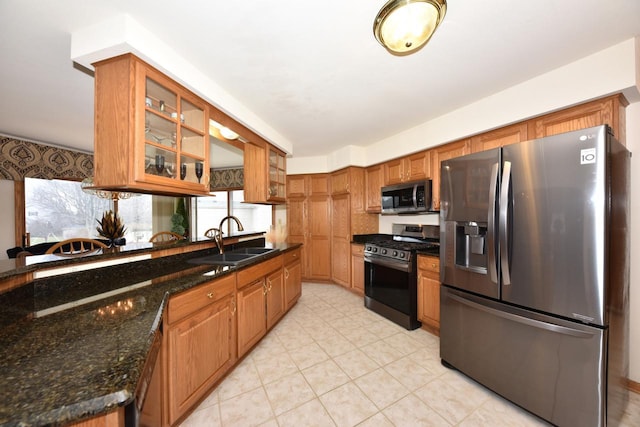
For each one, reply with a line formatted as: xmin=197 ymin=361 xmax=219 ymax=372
xmin=142 ymin=76 xmax=207 ymax=191
xmin=268 ymin=148 xmax=286 ymax=201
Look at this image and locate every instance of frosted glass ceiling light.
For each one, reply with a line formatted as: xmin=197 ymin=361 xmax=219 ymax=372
xmin=373 ymin=0 xmax=447 ymax=55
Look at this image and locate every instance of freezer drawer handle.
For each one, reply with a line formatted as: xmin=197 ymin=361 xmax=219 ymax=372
xmin=447 ymin=292 xmax=595 ymax=338
xmin=487 ymin=162 xmax=499 ymax=284
xmin=499 ymin=161 xmax=512 ymax=286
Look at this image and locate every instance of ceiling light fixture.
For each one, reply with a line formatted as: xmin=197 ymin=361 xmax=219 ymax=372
xmin=219 ymin=127 xmax=239 ymax=140
xmin=373 ymin=0 xmax=447 ymax=56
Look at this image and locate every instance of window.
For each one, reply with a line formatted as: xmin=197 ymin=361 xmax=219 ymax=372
xmin=24 ymin=178 xmax=152 ymax=244
xmin=194 ymin=191 xmax=272 ymax=237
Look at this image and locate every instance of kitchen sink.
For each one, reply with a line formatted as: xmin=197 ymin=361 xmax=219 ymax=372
xmin=188 ymin=247 xmax=278 ymax=267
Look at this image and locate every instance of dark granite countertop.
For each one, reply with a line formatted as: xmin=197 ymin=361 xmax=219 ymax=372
xmin=0 ymin=243 xmax=299 ymax=427
xmin=0 ymin=231 xmax=266 ymax=280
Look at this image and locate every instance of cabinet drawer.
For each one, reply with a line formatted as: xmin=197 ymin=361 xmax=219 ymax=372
xmin=168 ymin=273 xmax=236 ymax=324
xmin=237 ymin=256 xmax=283 ymax=289
xmin=351 ymin=244 xmax=364 ymax=256
xmin=418 ymin=256 xmax=440 ymax=273
xmin=283 ymin=248 xmax=301 ymax=265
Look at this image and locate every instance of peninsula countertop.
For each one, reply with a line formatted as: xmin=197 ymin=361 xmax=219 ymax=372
xmin=0 ymin=243 xmax=299 ymax=427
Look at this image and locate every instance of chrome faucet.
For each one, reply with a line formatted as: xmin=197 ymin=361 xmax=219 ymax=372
xmin=216 ymin=216 xmax=244 ymax=253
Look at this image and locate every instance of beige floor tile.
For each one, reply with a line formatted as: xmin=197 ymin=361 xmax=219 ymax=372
xmin=366 ymin=319 xmax=407 ymax=338
xmin=415 ymin=372 xmax=492 ymax=424
xmin=382 ymin=393 xmax=450 ymax=427
xmin=320 ymin=382 xmax=378 ymax=427
xmin=355 ymin=412 xmax=395 ymax=427
xmin=218 ymin=387 xmax=274 ymax=426
xmin=339 ymin=327 xmax=380 ymax=348
xmin=354 ymin=368 xmax=409 ymax=410
xmin=302 ymin=359 xmax=351 ymax=395
xmin=250 ymin=333 xmax=287 ymax=362
xmin=288 ymin=341 xmax=330 ymax=370
xmin=179 ymin=403 xmax=221 ymax=427
xmin=316 ymin=333 xmax=357 ymax=358
xmin=216 ymin=357 xmax=262 ymax=402
xmin=277 ymin=398 xmax=337 ymax=427
xmin=382 ymin=332 xmax=426 ymax=355
xmin=334 ymin=348 xmax=380 ymax=380
xmin=254 ymin=351 xmax=299 ymax=384
xmin=361 ymin=340 xmax=406 ymax=366
xmin=263 ymin=371 xmax=316 ymax=415
xmin=276 ymin=328 xmax=316 ymax=350
xmin=383 ymin=355 xmax=440 ymax=391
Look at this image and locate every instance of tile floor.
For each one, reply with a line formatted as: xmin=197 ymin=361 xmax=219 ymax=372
xmin=181 ymin=282 xmax=640 ymax=427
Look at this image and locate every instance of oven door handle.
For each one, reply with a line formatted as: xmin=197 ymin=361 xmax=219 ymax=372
xmin=364 ymin=255 xmax=411 ymax=272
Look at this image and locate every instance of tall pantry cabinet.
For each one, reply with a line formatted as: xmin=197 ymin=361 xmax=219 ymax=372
xmin=286 ymin=174 xmax=332 ymax=281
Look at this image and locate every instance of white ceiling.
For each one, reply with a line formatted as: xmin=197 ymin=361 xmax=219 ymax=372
xmin=1 ymin=0 xmax=639 ymax=159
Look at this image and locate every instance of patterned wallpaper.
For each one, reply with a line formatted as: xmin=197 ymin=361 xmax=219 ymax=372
xmin=0 ymin=136 xmax=93 ymax=181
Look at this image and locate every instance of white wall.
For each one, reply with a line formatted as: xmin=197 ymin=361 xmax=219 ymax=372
xmin=626 ymin=101 xmax=640 ymax=382
xmin=0 ymin=180 xmax=15 ymax=259
xmin=288 ymin=37 xmax=640 ymax=382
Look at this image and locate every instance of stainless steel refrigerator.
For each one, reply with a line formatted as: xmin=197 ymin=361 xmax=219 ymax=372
xmin=439 ymin=125 xmax=629 ymax=426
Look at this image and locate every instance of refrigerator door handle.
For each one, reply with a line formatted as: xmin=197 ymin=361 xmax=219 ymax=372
xmin=500 ymin=161 xmax=512 ymax=286
xmin=446 ymin=292 xmax=595 ymax=338
xmin=487 ymin=162 xmax=499 ymax=284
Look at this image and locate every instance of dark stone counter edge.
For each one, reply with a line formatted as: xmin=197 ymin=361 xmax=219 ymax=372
xmin=2 ymin=243 xmax=301 ymax=427
xmin=0 ymin=232 xmax=266 ymax=281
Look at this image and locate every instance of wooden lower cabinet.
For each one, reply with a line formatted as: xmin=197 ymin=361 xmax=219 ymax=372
xmin=266 ymin=268 xmax=285 ymax=329
xmin=237 ymin=278 xmax=267 ymax=358
xmin=350 ymin=244 xmax=364 ymax=295
xmin=417 ymin=255 xmax=440 ymax=334
xmin=284 ymin=249 xmax=302 ymax=309
xmin=165 ymin=274 xmax=237 ymax=426
xmin=68 ymin=409 xmax=124 ymax=427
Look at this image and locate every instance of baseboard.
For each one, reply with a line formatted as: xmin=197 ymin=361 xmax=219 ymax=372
xmin=628 ymin=379 xmax=640 ymax=394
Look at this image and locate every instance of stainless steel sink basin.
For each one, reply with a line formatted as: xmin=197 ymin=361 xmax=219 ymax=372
xmin=231 ymin=247 xmax=277 ymax=256
xmin=188 ymin=247 xmax=278 ymax=266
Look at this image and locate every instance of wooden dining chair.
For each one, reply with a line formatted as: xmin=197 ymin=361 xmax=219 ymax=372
xmin=149 ymin=231 xmax=184 ymax=243
xmin=45 ymin=238 xmax=108 ymax=255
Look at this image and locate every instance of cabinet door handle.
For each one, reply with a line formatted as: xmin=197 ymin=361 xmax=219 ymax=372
xmin=285 ymin=269 xmax=290 ymax=279
xmin=267 ymin=279 xmax=272 ymax=292
xmin=230 ymin=297 xmax=237 ymax=315
xmin=263 ymin=282 xmax=268 ymax=295
xmin=207 ymin=291 xmax=215 ymax=299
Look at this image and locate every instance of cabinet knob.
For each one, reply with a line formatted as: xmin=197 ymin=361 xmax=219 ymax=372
xmin=207 ymin=292 xmax=215 ymax=299
xmin=432 ymin=263 xmax=436 ymax=268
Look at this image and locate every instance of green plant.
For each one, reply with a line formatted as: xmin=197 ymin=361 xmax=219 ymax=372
xmin=172 ymin=197 xmax=189 ymax=236
xmin=96 ymin=210 xmax=126 ymax=240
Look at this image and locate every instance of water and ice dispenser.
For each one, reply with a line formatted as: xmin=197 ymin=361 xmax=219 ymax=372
xmin=455 ymin=222 xmax=488 ymax=273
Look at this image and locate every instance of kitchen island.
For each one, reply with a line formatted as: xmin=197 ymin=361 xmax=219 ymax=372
xmin=0 ymin=239 xmax=301 ymax=426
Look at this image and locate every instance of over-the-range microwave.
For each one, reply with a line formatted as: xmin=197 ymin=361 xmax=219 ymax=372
xmin=381 ymin=180 xmax=435 ymax=214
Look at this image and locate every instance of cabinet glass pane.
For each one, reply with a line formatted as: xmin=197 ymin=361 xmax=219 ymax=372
xmin=181 ymin=127 xmax=205 ymax=158
xmin=146 ymin=78 xmax=177 ymax=117
xmin=145 ymin=111 xmax=178 ymax=149
xmin=269 ymin=150 xmax=278 ymax=167
xmin=179 ymin=155 xmax=207 ymax=185
xmin=181 ymin=99 xmax=204 ymax=132
xmin=145 ymin=145 xmax=178 ymax=179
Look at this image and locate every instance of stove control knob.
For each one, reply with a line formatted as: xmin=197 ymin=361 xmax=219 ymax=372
xmin=381 ymin=248 xmax=387 ymax=255
xmin=392 ymin=250 xmax=398 ymax=257
xmin=399 ymin=252 xmax=405 ymax=259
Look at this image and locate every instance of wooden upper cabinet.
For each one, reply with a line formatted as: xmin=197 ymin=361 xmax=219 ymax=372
xmin=384 ymin=151 xmax=431 ymax=185
xmin=331 ymin=168 xmax=351 ymax=194
xmin=365 ymin=164 xmax=383 ymax=213
xmin=471 ymin=123 xmax=528 ymax=153
xmin=93 ymin=54 xmax=210 ymax=195
xmin=528 ymin=94 xmax=628 ymax=144
xmin=431 ymin=139 xmax=471 ymax=210
xmin=309 ymin=174 xmax=330 ymax=196
xmin=287 ymin=175 xmax=307 ymax=197
xmin=244 ymin=143 xmax=286 ymax=204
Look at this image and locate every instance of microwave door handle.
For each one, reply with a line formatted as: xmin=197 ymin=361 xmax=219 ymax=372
xmin=500 ymin=161 xmax=512 ymax=286
xmin=413 ymin=185 xmax=418 ymax=209
xmin=487 ymin=162 xmax=499 ymax=284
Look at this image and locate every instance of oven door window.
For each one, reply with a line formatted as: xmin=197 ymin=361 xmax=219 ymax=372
xmin=365 ymin=261 xmax=410 ymax=315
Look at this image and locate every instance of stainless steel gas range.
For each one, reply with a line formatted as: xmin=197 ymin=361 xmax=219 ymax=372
xmin=363 ymin=224 xmax=439 ymax=330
